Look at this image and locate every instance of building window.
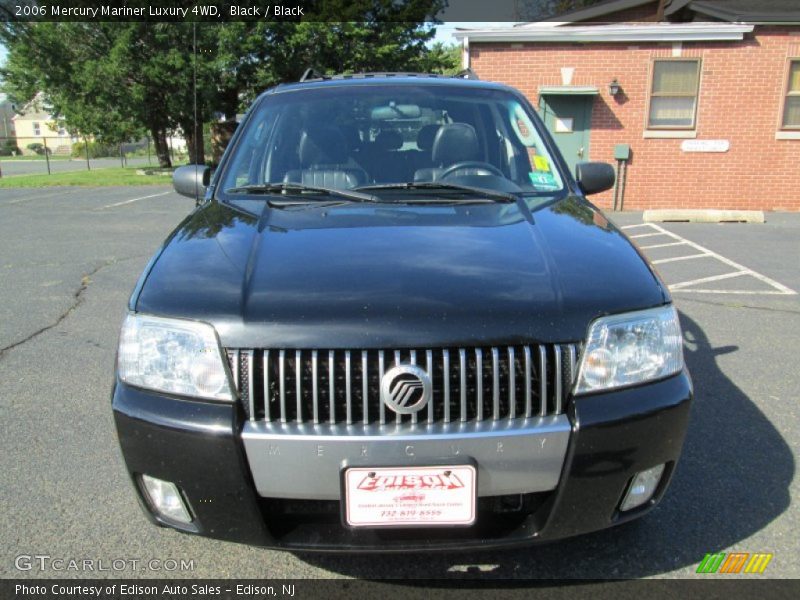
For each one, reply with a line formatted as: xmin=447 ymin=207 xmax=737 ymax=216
xmin=647 ymin=59 xmax=701 ymax=129
xmin=32 ymin=122 xmax=41 ymax=136
xmin=782 ymin=60 xmax=800 ymax=129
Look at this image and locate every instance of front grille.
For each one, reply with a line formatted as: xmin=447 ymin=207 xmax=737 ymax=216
xmin=227 ymin=344 xmax=579 ymax=426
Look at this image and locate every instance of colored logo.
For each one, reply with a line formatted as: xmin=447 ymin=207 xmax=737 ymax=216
xmin=380 ymin=364 xmax=431 ymax=415
xmin=696 ymin=552 xmax=773 ymax=574
xmin=357 ymin=472 xmax=465 ymax=492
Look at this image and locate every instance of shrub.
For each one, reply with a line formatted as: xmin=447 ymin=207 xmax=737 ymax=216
xmin=26 ymin=142 xmax=51 ymax=156
xmin=0 ymin=140 xmax=20 ymax=156
xmin=71 ymin=140 xmax=115 ymax=158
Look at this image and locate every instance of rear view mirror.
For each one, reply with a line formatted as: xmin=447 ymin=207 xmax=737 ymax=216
xmin=575 ymin=162 xmax=615 ymax=196
xmin=371 ymin=104 xmax=422 ymax=120
xmin=173 ymin=165 xmax=210 ymax=199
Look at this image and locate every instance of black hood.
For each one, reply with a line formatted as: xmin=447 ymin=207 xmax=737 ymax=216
xmin=134 ymin=197 xmax=666 ymax=348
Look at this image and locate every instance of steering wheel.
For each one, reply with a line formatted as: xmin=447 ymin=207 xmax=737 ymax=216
xmin=439 ymin=161 xmax=504 ymax=180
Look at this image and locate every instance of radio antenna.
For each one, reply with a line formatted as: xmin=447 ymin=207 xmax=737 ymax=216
xmin=192 ymin=21 xmax=199 ymax=204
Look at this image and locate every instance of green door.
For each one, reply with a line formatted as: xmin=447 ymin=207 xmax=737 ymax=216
xmin=539 ymin=95 xmax=594 ymax=176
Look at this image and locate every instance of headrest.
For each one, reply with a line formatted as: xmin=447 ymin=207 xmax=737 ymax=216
xmin=432 ymin=123 xmax=480 ymax=165
xmin=374 ymin=130 xmax=403 ymax=151
xmin=299 ymin=127 xmax=348 ymax=165
xmin=417 ymin=124 xmax=440 ymax=152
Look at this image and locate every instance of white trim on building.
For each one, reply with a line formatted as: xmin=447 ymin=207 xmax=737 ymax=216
xmin=453 ymin=22 xmax=754 ymax=43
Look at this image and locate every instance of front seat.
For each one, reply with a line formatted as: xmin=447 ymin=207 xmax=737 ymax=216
xmin=413 ymin=123 xmax=481 ymax=182
xmin=284 ymin=127 xmax=368 ymax=189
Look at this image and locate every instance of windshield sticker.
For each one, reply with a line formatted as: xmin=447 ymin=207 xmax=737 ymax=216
xmin=533 ymin=155 xmax=551 ymax=172
xmin=529 ymin=171 xmax=559 ymax=189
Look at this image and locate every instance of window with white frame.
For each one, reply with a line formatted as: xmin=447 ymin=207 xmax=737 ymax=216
xmin=32 ymin=121 xmax=41 ymax=136
xmin=782 ymin=59 xmax=800 ymax=130
xmin=647 ymin=59 xmax=701 ymax=129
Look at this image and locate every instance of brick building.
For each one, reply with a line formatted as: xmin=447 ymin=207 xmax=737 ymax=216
xmin=456 ymin=0 xmax=800 ymax=211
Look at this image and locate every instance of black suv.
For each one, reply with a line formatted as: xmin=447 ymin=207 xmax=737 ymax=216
xmin=112 ymin=73 xmax=691 ymax=551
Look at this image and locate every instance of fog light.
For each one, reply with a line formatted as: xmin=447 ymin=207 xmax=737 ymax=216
xmin=620 ymin=464 xmax=665 ymax=511
xmin=141 ymin=475 xmax=193 ymax=524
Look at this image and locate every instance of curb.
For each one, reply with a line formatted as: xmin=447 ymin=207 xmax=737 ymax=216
xmin=643 ymin=209 xmax=764 ymax=224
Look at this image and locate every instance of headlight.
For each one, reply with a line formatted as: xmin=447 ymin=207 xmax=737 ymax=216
xmin=575 ymin=305 xmax=683 ymax=394
xmin=117 ymin=314 xmax=234 ymax=401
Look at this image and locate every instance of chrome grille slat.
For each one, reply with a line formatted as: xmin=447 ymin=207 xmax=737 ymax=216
xmin=524 ymin=346 xmax=532 ymax=418
xmin=231 ymin=349 xmax=240 ymax=392
xmin=426 ymin=349 xmax=434 ymax=425
xmin=443 ymin=349 xmax=451 ymax=423
xmin=459 ymin=349 xmax=467 ymax=422
xmin=378 ymin=350 xmax=386 ymax=425
xmin=245 ymin=350 xmax=255 ymax=422
xmin=362 ymin=351 xmax=369 ymax=425
xmin=312 ymin=350 xmax=319 ymax=424
xmin=345 ymin=350 xmax=352 ymax=425
xmin=263 ymin=350 xmax=270 ymax=421
xmin=538 ymin=346 xmax=547 ymax=418
xmin=568 ymin=345 xmax=578 ymax=385
xmin=328 ymin=350 xmax=335 ymax=424
xmin=554 ymin=345 xmax=562 ymax=415
xmin=508 ymin=347 xmax=516 ymax=420
xmin=475 ymin=348 xmax=483 ymax=422
xmin=230 ymin=343 xmax=578 ymax=428
xmin=279 ymin=350 xmax=286 ymax=423
xmin=491 ymin=347 xmax=500 ymax=420
xmin=295 ymin=349 xmax=302 ymax=423
xmin=410 ymin=349 xmax=418 ymax=425
xmin=395 ymin=348 xmax=401 ymax=424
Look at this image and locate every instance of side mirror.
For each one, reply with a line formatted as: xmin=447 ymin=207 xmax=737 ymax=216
xmin=173 ymin=164 xmax=211 ymax=199
xmin=575 ymin=162 xmax=615 ymax=195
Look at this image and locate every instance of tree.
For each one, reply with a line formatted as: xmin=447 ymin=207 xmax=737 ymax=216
xmin=419 ymin=43 xmax=462 ymax=74
xmin=0 ymin=1 xmax=454 ymax=168
xmin=1 ymin=21 xmax=230 ymax=167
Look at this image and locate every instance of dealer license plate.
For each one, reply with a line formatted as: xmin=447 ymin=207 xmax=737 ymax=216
xmin=343 ymin=465 xmax=477 ymax=528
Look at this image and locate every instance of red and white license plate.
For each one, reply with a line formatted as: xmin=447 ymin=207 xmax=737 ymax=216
xmin=343 ymin=465 xmax=476 ymax=528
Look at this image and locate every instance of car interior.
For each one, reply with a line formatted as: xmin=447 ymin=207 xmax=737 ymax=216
xmin=223 ymin=87 xmax=565 ymax=195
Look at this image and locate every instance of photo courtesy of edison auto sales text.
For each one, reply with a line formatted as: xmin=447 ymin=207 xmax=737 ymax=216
xmin=14 ymin=584 xmax=296 ymax=596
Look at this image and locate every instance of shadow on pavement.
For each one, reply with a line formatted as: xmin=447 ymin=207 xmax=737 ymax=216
xmin=295 ymin=312 xmax=793 ymax=579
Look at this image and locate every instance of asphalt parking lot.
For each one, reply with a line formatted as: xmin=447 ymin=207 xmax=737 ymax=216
xmin=1 ymin=187 xmax=798 ymax=580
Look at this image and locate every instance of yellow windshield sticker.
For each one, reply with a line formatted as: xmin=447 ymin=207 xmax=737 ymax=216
xmin=533 ymin=155 xmax=550 ymax=172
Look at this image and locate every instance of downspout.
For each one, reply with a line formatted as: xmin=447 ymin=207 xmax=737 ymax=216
xmin=462 ymin=36 xmax=470 ymax=69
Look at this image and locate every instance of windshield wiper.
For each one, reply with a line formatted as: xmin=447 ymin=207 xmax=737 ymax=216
xmin=355 ymin=182 xmax=517 ymax=203
xmin=225 ymin=182 xmax=379 ymax=204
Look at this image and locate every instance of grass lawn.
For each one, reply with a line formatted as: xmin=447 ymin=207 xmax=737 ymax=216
xmin=0 ymin=167 xmax=173 ymax=188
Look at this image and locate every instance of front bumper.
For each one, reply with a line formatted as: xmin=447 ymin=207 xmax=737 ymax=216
xmin=112 ymin=370 xmax=692 ymax=551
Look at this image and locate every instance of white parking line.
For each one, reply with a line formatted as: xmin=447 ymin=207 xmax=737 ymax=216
xmin=629 ymin=232 xmax=670 ymax=239
xmin=621 ymin=224 xmax=652 ymax=230
xmin=670 ymin=271 xmax=747 ymax=289
xmin=639 ymin=241 xmax=688 ymax=250
xmin=651 ymin=253 xmax=708 ymax=265
xmin=625 ymin=222 xmax=796 ymax=296
xmin=100 ymin=190 xmax=171 ymax=209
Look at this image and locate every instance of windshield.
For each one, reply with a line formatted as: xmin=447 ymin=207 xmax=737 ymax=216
xmin=217 ymin=83 xmax=566 ymax=202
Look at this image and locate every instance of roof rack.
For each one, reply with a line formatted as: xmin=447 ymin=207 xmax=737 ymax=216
xmin=296 ymin=70 xmax=480 ymax=83
xmin=299 ymin=68 xmax=329 ymax=82
xmin=454 ymin=68 xmax=480 ymax=80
